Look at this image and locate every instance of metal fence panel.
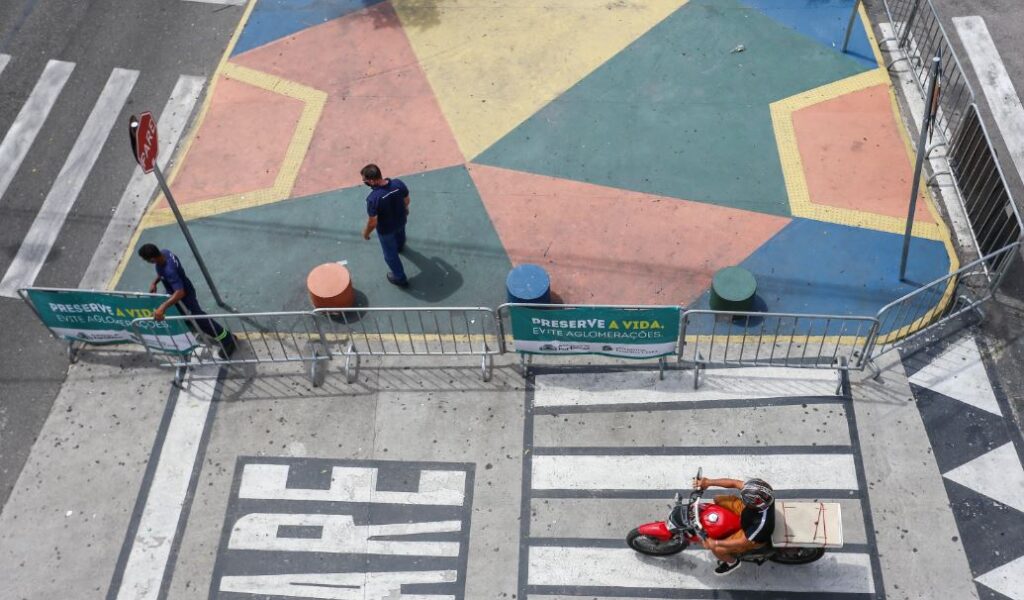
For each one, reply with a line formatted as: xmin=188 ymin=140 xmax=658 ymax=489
xmin=679 ymin=310 xmax=878 ymax=372
xmin=883 ymin=0 xmax=975 ymax=142
xmin=314 ymin=307 xmax=501 ymax=382
xmin=130 ymin=311 xmax=331 ymax=385
xmin=869 ymin=243 xmax=1019 ymax=358
xmin=948 ymin=105 xmax=1023 ymax=275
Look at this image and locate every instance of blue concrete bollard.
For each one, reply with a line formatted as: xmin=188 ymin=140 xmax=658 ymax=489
xmin=506 ymin=264 xmax=551 ymax=304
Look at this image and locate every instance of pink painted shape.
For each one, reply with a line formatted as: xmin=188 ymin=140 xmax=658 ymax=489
xmin=233 ymin=2 xmax=464 ymax=197
xmin=793 ymin=84 xmax=934 ymax=223
xmin=166 ymin=76 xmax=305 ymax=205
xmin=468 ymin=164 xmax=791 ymax=305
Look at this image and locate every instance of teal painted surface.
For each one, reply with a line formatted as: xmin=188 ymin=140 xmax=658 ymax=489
xmin=118 ymin=166 xmax=513 ymax=312
xmin=475 ymin=0 xmax=871 ymax=217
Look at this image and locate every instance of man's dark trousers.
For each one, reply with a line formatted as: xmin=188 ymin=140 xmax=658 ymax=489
xmin=379 ymin=225 xmax=407 ymax=283
xmin=178 ymin=294 xmax=236 ymax=355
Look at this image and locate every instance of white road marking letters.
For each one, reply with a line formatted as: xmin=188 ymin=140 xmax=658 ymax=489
xmin=219 ymin=460 xmax=471 ymax=598
xmin=239 ymin=464 xmax=467 ymax=505
xmin=229 ymin=513 xmax=461 ymax=556
xmin=218 ymin=571 xmax=457 ymax=600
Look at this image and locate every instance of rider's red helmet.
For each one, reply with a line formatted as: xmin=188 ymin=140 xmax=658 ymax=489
xmin=740 ymin=478 xmax=774 ymax=511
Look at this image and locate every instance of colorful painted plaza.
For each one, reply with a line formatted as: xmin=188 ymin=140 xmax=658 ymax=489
xmin=115 ymin=0 xmax=956 ymax=331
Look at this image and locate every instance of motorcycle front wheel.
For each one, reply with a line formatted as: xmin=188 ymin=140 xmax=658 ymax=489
xmin=626 ymin=528 xmax=688 ymax=555
xmin=768 ymin=547 xmax=826 ymax=564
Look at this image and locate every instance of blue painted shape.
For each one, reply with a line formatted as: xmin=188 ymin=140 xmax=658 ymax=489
xmin=233 ymin=0 xmax=385 ymax=56
xmin=506 ymin=264 xmax=551 ymax=304
xmin=738 ymin=0 xmax=877 ymax=68
xmin=689 ymin=219 xmax=952 ymax=334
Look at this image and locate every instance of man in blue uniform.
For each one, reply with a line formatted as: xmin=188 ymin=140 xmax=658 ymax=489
xmin=138 ymin=243 xmax=236 ymax=357
xmin=361 ymin=164 xmax=411 ymax=287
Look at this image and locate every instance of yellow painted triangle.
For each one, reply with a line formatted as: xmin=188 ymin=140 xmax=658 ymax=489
xmin=393 ymin=0 xmax=689 ymax=160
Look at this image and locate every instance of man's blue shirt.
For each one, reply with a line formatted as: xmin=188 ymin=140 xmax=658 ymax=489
xmin=366 ymin=178 xmax=409 ymax=235
xmin=155 ymin=250 xmax=196 ymax=298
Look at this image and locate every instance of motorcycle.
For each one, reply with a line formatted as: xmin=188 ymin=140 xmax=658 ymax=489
xmin=626 ymin=468 xmax=843 ymax=566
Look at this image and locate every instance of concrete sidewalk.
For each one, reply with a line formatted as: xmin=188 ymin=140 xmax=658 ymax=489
xmin=5 ymin=345 xmax=1020 ymax=598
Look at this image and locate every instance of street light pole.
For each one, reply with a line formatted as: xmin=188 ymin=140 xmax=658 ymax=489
xmin=899 ymin=54 xmax=942 ymax=281
xmin=151 ymin=164 xmax=227 ymax=308
xmin=130 ymin=113 xmax=228 ymax=309
xmin=842 ymin=0 xmax=863 ymax=54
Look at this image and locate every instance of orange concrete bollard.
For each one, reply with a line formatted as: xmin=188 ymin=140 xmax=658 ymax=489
xmin=307 ymin=262 xmax=355 ymax=308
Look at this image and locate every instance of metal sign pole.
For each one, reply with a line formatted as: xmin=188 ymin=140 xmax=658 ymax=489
xmin=899 ymin=54 xmax=942 ymax=281
xmin=841 ymin=0 xmax=862 ymax=53
xmin=152 ymin=164 xmax=227 ymax=308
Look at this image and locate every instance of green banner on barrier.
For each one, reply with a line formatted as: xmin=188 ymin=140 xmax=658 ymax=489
xmin=508 ymin=305 xmax=680 ymax=359
xmin=21 ymin=288 xmax=198 ymax=355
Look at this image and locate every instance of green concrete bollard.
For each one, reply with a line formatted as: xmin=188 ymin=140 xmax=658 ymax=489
xmin=709 ymin=266 xmax=758 ymax=312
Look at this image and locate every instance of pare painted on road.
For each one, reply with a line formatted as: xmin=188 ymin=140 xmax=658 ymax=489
xmin=211 ymin=457 xmax=475 ymax=599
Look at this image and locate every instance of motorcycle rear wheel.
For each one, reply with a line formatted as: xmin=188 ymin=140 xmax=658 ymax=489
xmin=768 ymin=547 xmax=826 ymax=564
xmin=626 ymin=528 xmax=688 ymax=555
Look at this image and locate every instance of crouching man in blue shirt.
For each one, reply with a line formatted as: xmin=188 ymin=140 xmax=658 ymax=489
xmin=138 ymin=243 xmax=236 ymax=358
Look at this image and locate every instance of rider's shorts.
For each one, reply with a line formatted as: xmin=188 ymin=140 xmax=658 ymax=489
xmin=714 ymin=495 xmax=765 ymax=552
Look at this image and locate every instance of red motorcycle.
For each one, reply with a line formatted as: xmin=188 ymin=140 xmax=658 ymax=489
xmin=626 ymin=468 xmax=842 ymax=565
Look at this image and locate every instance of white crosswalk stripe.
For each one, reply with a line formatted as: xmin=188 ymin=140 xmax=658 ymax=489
xmin=0 ymin=67 xmax=138 ymax=297
xmin=523 ymin=369 xmax=877 ymax=598
xmin=0 ymin=55 xmax=205 ymax=296
xmin=0 ymin=59 xmax=75 ymax=205
xmin=79 ymin=74 xmax=205 ymax=291
xmin=955 ymin=16 xmax=1024 ymax=189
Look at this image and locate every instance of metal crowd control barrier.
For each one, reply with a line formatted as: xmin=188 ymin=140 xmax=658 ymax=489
xmin=678 ymin=310 xmax=878 ymax=390
xmin=879 ymin=0 xmax=1023 ymax=283
xmin=881 ymin=0 xmax=974 ymax=142
xmin=130 ymin=311 xmax=330 ymax=386
xmin=868 ymin=243 xmax=1019 ymax=360
xmin=314 ymin=307 xmax=501 ymax=383
xmin=948 ymin=105 xmax=1023 ymax=276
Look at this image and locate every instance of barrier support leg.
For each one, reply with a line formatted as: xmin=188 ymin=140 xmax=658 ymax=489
xmin=309 ymin=346 xmax=326 ymax=388
xmin=67 ymin=341 xmax=81 ymax=364
xmin=343 ymin=341 xmax=360 ymax=384
xmin=658 ymin=357 xmax=666 ymax=381
xmin=481 ymin=354 xmax=493 ymax=383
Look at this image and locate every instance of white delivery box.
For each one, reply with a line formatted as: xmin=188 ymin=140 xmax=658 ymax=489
xmin=771 ymin=501 xmax=844 ymax=548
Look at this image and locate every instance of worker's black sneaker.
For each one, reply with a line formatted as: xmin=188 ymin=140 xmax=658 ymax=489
xmin=714 ymin=560 xmax=742 ymax=576
xmin=387 ymin=273 xmax=409 ymax=288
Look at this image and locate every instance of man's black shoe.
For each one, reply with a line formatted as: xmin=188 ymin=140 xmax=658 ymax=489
xmin=387 ymin=273 xmax=409 ymax=287
xmin=714 ymin=560 xmax=742 ymax=576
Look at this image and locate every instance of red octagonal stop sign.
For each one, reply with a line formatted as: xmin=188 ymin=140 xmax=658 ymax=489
xmin=129 ymin=112 xmax=159 ymax=174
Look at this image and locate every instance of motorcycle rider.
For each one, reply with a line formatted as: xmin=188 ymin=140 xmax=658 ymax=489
xmin=693 ymin=476 xmax=776 ymax=576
